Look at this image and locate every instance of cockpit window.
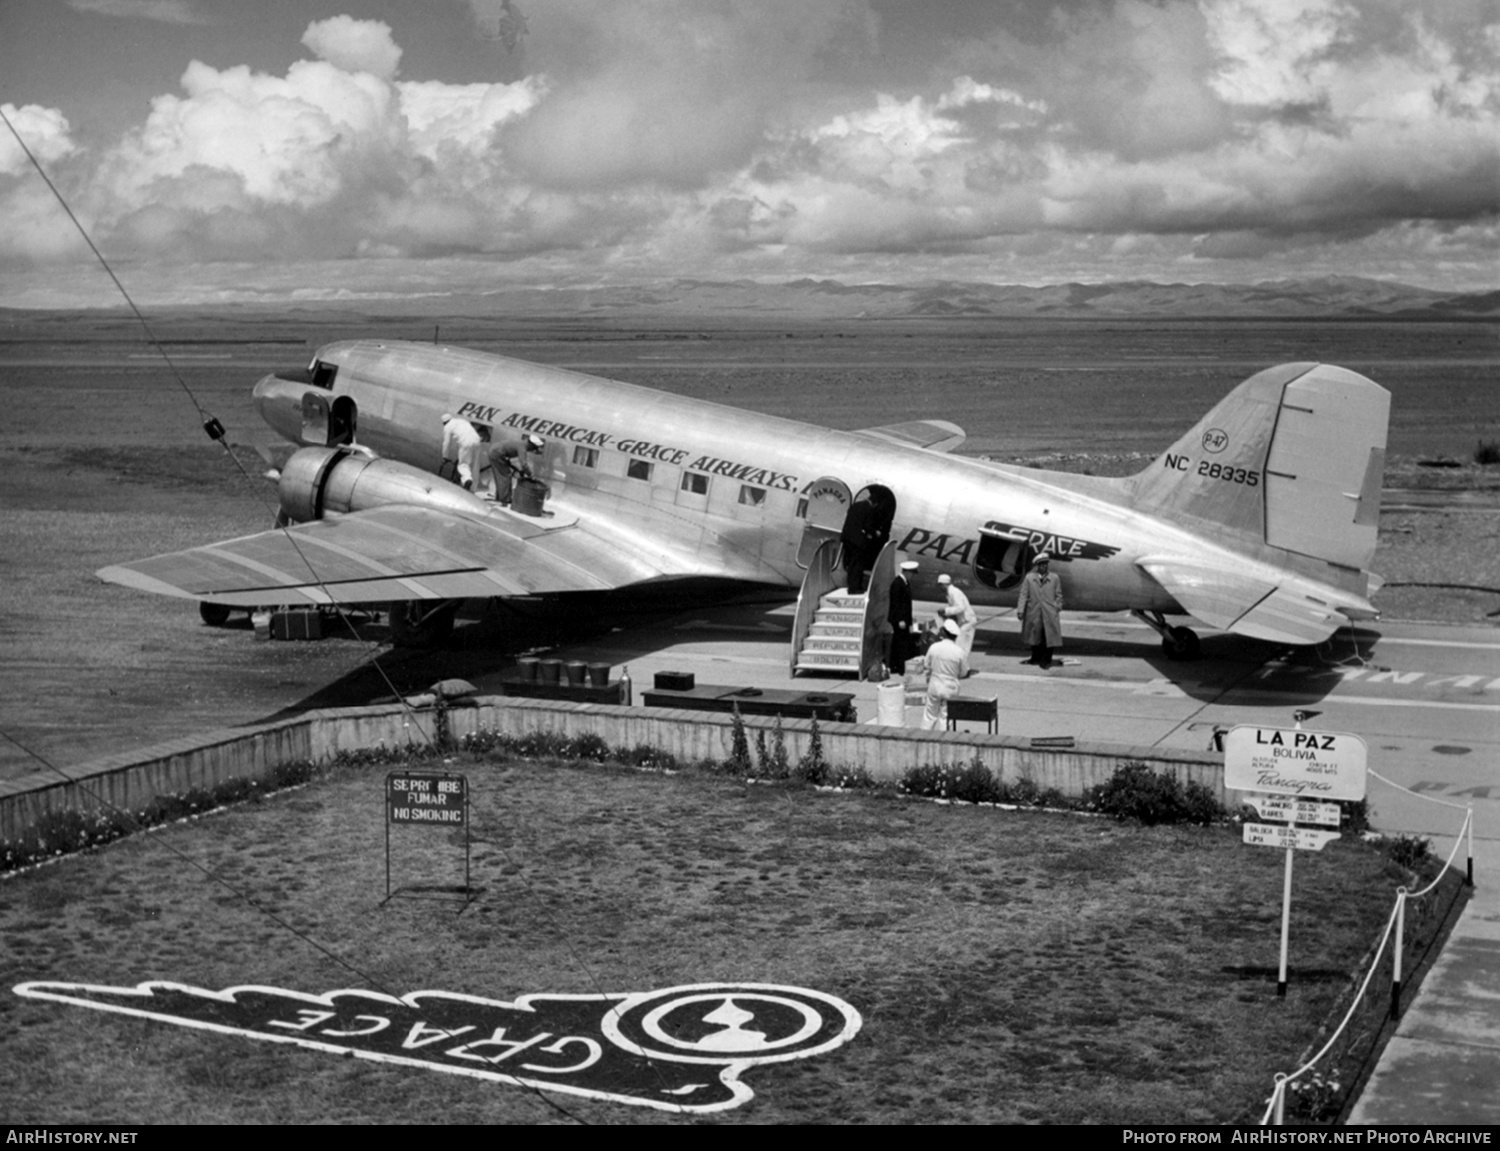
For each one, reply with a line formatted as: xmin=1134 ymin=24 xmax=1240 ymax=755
xmin=309 ymin=360 xmax=338 ymax=389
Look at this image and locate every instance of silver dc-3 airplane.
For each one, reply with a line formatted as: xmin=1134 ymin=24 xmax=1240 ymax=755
xmin=98 ymin=341 xmax=1389 ymax=672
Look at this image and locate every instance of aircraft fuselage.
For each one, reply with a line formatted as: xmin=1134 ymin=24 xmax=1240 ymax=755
xmin=253 ymin=339 xmax=1222 ymax=616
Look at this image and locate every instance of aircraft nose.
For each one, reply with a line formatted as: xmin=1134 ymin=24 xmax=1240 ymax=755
xmin=253 ymin=372 xmax=307 ymax=441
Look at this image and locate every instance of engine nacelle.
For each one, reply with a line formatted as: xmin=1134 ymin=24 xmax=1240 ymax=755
xmin=277 ymin=446 xmax=493 ymax=523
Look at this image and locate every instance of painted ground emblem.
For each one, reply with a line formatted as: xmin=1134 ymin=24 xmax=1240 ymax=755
xmin=13 ymin=979 xmax=861 ymax=1113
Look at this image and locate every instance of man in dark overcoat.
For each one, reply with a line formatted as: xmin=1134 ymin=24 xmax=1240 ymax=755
xmin=1017 ymin=551 xmax=1064 ymax=669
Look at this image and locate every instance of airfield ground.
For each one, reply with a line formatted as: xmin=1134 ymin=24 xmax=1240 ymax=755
xmin=0 ymin=750 xmax=1465 ymax=1124
xmin=0 ymin=314 xmax=1495 ymax=1123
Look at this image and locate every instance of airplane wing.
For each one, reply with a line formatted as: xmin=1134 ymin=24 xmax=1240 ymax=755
xmin=1136 ymin=556 xmax=1373 ymax=646
xmin=854 ymin=420 xmax=966 ymax=453
xmin=97 ymin=504 xmax=687 ymax=608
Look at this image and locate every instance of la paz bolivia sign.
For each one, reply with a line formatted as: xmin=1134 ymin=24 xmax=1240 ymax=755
xmin=1224 ymin=724 xmax=1367 ymax=802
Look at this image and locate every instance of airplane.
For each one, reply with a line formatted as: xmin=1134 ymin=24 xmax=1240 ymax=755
xmin=97 ymin=340 xmax=1389 ymax=672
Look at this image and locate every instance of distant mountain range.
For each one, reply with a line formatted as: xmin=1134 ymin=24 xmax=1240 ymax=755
xmin=343 ymin=275 xmax=1499 ymax=320
xmin=3 ymin=275 xmax=1494 ymax=322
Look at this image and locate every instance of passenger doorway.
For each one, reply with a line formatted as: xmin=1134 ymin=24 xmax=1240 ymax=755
xmin=840 ymin=484 xmax=896 ymax=595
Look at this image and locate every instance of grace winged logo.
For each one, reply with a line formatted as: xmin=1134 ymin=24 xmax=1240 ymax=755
xmin=13 ymin=979 xmax=860 ymax=1113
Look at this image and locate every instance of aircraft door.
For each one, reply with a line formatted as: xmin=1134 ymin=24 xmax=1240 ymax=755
xmin=301 ymin=393 xmax=330 ymax=445
xmin=796 ymin=477 xmax=851 ymax=568
xmin=974 ymin=524 xmax=1034 ymax=591
xmin=329 ymin=396 xmax=357 ymax=446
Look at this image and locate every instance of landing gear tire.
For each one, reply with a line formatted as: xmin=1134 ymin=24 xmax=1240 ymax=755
xmin=1161 ymin=626 xmax=1200 ymax=661
xmin=388 ymin=600 xmax=458 ymax=648
xmin=199 ymin=601 xmax=233 ymax=626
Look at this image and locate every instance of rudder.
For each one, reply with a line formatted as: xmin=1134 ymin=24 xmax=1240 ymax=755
xmin=1130 ymin=363 xmax=1389 ymax=570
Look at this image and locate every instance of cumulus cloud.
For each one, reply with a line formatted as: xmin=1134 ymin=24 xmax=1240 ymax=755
xmin=0 ymin=105 xmax=88 ymax=264
xmin=2 ymin=2 xmax=1497 ymax=287
xmin=302 ymin=16 xmax=403 ymax=81
xmin=0 ymin=104 xmax=79 ymax=175
xmin=493 ymin=0 xmax=872 ymax=189
xmin=67 ymin=0 xmax=210 ymax=25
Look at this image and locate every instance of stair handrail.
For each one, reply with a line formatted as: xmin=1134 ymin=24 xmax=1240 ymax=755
xmin=789 ymin=538 xmax=842 ymax=675
xmin=859 ymin=540 xmax=899 ymax=680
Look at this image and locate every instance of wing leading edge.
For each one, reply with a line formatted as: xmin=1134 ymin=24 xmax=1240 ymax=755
xmin=97 ymin=505 xmax=690 ymax=608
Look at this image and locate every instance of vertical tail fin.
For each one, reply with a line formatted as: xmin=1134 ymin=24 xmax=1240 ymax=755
xmin=1130 ymin=363 xmax=1389 ymax=570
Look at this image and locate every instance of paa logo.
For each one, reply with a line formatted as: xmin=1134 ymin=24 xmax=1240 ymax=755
xmin=13 ymin=980 xmax=861 ymax=1113
xmin=1201 ymin=428 xmax=1230 ymax=454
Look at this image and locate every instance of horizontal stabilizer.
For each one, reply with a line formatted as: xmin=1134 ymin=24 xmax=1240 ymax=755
xmin=97 ymin=504 xmax=683 ymax=608
xmin=855 ymin=420 xmax=966 ymax=453
xmin=1138 ymin=556 xmax=1373 ymax=646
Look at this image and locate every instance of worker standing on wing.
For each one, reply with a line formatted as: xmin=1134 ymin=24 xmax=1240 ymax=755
xmin=487 ymin=433 xmax=546 ymax=504
xmin=440 ymin=413 xmax=483 ymax=491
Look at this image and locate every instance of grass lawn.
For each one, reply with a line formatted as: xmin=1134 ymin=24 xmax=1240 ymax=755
xmin=0 ymin=753 xmax=1462 ymax=1125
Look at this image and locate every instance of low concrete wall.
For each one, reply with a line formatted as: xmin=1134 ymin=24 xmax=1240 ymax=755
xmin=1 ymin=697 xmax=1223 ymax=845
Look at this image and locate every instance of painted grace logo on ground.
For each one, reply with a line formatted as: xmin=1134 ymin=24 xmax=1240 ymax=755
xmin=13 ymin=980 xmax=862 ymax=1113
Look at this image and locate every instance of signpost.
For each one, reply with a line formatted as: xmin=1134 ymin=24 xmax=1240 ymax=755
xmin=1225 ymin=723 xmax=1368 ymax=997
xmin=384 ymin=772 xmax=472 ymax=907
xmin=1224 ymin=725 xmax=1367 ymax=801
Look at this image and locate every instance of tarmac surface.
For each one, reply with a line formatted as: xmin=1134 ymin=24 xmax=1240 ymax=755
xmin=468 ymin=595 xmax=1500 ymax=1127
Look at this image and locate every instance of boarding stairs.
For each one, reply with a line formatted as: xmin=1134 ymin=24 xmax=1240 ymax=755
xmin=790 ymin=540 xmax=897 ymax=679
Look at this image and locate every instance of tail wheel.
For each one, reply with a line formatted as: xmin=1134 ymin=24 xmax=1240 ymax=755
xmin=199 ymin=601 xmax=233 ymax=626
xmin=1162 ymin=626 xmax=1201 ymax=661
xmin=388 ymin=600 xmax=459 ymax=648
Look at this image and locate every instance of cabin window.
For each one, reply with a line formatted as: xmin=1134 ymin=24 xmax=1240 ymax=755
xmin=739 ymin=485 xmax=766 ymax=507
xmin=572 ymin=446 xmax=598 ymax=468
xmin=627 ymin=459 xmax=653 ymax=481
xmin=681 ymin=471 xmax=710 ymax=496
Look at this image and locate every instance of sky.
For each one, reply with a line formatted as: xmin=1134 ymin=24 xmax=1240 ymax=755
xmin=1 ymin=0 xmax=1497 ymax=307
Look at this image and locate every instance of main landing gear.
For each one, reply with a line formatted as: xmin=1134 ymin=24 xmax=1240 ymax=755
xmin=388 ymin=599 xmax=461 ymax=648
xmin=1131 ymin=610 xmax=1201 ymax=661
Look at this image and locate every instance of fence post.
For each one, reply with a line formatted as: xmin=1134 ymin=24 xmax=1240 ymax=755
xmin=1390 ymin=887 xmax=1407 ymax=1021
xmin=1467 ymin=808 xmax=1475 ymax=887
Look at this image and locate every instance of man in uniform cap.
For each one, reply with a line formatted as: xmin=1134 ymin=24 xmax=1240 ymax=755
xmin=486 ymin=433 xmax=546 ymax=504
xmin=887 ymin=559 xmax=918 ymax=674
xmin=1017 ymin=551 xmax=1064 ymax=669
xmin=921 ymin=618 xmax=965 ymax=730
xmin=936 ymin=573 xmax=978 ymax=675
